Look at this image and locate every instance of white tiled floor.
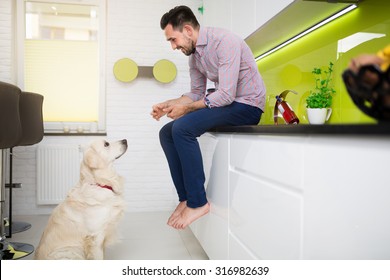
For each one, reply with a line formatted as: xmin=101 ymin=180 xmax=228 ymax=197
xmin=5 ymin=211 xmax=209 ymax=260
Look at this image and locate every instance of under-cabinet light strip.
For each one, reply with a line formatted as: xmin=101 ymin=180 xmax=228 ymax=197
xmin=255 ymin=4 xmax=357 ymax=62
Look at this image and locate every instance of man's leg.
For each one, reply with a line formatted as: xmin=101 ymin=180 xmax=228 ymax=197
xmin=159 ymin=121 xmax=189 ymax=225
xmin=159 ymin=121 xmax=187 ymax=201
xmin=169 ymin=102 xmax=262 ymax=229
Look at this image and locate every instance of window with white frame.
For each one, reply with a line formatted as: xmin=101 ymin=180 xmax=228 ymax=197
xmin=17 ymin=0 xmax=106 ymax=133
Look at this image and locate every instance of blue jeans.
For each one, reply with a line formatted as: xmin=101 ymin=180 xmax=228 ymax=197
xmin=159 ymin=101 xmax=262 ymax=208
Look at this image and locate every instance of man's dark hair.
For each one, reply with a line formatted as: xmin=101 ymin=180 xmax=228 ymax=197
xmin=160 ymin=5 xmax=200 ymax=31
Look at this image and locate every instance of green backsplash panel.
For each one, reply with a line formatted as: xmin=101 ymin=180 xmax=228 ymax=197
xmin=257 ymin=0 xmax=390 ymax=125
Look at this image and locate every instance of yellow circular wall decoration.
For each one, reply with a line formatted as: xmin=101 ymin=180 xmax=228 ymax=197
xmin=113 ymin=58 xmax=138 ymax=83
xmin=153 ymin=59 xmax=177 ymax=83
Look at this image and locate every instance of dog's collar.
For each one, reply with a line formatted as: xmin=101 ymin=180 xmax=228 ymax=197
xmin=96 ymin=184 xmax=114 ymax=192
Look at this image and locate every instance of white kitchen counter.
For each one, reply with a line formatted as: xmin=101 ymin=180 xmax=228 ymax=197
xmin=192 ymin=126 xmax=390 ymax=259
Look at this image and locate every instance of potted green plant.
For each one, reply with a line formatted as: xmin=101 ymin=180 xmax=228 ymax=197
xmin=306 ymin=62 xmax=336 ymax=124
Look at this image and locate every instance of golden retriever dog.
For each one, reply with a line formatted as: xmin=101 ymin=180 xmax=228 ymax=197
xmin=35 ymin=139 xmax=128 ymax=260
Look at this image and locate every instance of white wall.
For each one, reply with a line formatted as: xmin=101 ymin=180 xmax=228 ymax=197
xmin=1 ymin=0 xmax=204 ymax=215
xmin=0 ymin=0 xmax=14 ymax=83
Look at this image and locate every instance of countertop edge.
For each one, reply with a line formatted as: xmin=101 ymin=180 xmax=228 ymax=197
xmin=208 ymin=124 xmax=390 ymax=136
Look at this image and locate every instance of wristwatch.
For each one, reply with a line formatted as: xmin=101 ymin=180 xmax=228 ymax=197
xmin=204 ymin=97 xmax=211 ymax=108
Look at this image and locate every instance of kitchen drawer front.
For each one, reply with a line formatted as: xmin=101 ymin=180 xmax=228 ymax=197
xmin=193 ymin=211 xmax=229 ymax=260
xmin=303 ymin=137 xmax=390 ymax=259
xmin=205 ymin=135 xmax=229 ymax=208
xmin=230 ymin=135 xmax=304 ymax=190
xmin=193 ymin=136 xmax=230 ymax=259
xmin=229 ymin=232 xmax=257 ymax=260
xmin=229 ymin=171 xmax=302 ymax=259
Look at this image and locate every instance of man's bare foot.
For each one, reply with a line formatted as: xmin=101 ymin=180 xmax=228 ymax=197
xmin=167 ymin=201 xmax=187 ymax=226
xmin=171 ymin=203 xmax=210 ymax=230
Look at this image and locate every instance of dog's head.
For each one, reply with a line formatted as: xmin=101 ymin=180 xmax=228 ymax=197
xmin=83 ymin=139 xmax=128 ymax=170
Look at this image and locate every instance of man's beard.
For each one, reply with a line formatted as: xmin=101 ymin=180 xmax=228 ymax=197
xmin=181 ymin=38 xmax=196 ymax=56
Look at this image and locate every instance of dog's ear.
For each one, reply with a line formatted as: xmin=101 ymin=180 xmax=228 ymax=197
xmin=83 ymin=148 xmax=105 ymax=169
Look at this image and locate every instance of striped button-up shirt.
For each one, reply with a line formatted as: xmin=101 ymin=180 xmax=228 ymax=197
xmin=184 ymin=27 xmax=266 ymax=111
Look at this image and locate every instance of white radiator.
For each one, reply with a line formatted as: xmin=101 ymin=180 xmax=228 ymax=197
xmin=37 ymin=145 xmax=82 ymax=205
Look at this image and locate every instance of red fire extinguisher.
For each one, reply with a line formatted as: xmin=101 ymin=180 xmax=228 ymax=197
xmin=275 ymin=95 xmax=299 ymax=124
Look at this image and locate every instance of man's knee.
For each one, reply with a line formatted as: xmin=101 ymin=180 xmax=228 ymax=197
xmin=159 ymin=122 xmax=173 ymax=141
xmin=171 ymin=120 xmax=193 ymax=139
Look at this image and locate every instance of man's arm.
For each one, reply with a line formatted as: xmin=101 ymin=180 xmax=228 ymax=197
xmin=164 ymin=98 xmax=206 ymax=120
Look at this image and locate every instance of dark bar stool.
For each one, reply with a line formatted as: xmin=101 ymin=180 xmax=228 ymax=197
xmin=6 ymin=91 xmax=44 ymax=237
xmin=0 ymin=81 xmax=43 ymax=260
xmin=0 ymin=81 xmax=22 ymax=242
xmin=0 ymin=81 xmax=31 ymax=260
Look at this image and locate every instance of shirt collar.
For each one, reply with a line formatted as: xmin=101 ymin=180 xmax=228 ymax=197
xmin=194 ymin=27 xmax=207 ymax=56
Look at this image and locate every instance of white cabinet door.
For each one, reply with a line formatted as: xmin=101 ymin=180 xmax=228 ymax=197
xmin=229 ymin=171 xmax=302 ymax=259
xmin=230 ymin=135 xmax=304 ymax=190
xmin=231 ymin=0 xmax=256 ymax=39
xmin=303 ymin=137 xmax=390 ymax=259
xmin=255 ymin=0 xmax=294 ymax=30
xmin=203 ymin=0 xmax=294 ymax=39
xmin=203 ymin=0 xmax=232 ymax=30
xmin=232 ymin=0 xmax=294 ymax=39
xmin=192 ymin=135 xmax=230 ymax=259
xmin=229 ymin=232 xmax=257 ymax=259
xmin=229 ymin=135 xmax=304 ymax=259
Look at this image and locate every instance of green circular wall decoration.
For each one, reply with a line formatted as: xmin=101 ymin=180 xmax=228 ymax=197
xmin=153 ymin=59 xmax=177 ymax=83
xmin=113 ymin=58 xmax=138 ymax=83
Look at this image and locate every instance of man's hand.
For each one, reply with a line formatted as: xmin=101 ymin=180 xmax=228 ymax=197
xmin=164 ymin=104 xmax=190 ymax=120
xmin=151 ymin=102 xmax=169 ymax=121
xmin=151 ymin=97 xmax=206 ymax=121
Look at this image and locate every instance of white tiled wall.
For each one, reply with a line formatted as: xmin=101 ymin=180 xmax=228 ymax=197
xmin=1 ymin=0 xmax=205 ymax=215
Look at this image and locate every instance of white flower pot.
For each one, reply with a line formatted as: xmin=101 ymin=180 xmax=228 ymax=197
xmin=307 ymin=108 xmax=332 ymax=124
